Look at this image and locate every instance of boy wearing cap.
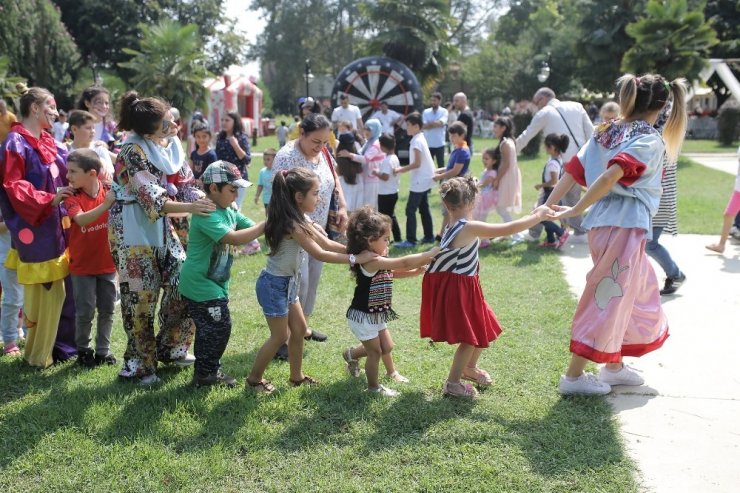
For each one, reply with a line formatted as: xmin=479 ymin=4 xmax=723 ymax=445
xmin=179 ymin=161 xmax=265 ymax=387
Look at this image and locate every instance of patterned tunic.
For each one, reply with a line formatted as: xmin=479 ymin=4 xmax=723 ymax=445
xmin=347 ymin=266 xmax=398 ymax=324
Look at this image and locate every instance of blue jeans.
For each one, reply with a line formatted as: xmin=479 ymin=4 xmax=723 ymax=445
xmin=542 ymin=221 xmax=565 ymax=243
xmin=646 ymin=227 xmax=681 ymax=279
xmin=405 ymin=189 xmax=433 ymax=243
xmin=0 ymin=264 xmax=23 ymax=344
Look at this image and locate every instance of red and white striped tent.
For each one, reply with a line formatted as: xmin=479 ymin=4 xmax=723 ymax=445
xmin=205 ymin=74 xmax=263 ymax=136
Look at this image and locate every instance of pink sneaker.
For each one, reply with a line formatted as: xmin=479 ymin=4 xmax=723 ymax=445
xmin=479 ymin=239 xmax=491 ymax=249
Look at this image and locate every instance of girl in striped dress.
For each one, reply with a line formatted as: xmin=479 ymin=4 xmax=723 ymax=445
xmin=420 ymin=176 xmax=552 ymax=398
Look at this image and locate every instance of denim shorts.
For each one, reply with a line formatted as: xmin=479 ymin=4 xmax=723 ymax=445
xmin=256 ymin=270 xmax=299 ymax=318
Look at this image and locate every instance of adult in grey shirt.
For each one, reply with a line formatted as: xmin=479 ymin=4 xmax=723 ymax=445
xmin=516 ymin=88 xmax=593 ymax=239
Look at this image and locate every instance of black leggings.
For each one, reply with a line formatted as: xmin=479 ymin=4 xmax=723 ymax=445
xmin=378 ymin=193 xmax=402 ymax=242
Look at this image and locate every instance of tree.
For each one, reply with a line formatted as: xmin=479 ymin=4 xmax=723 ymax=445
xmin=251 ymin=0 xmax=367 ymax=113
xmin=52 ymin=0 xmax=247 ymax=79
xmin=361 ymin=0 xmax=458 ymax=89
xmin=705 ymin=0 xmax=740 ymax=107
xmin=0 ymin=56 xmax=26 ymax=109
xmin=622 ymin=0 xmax=719 ymax=81
xmin=118 ymin=20 xmax=211 ymax=118
xmin=572 ymin=0 xmax=646 ymax=93
xmin=0 ymin=0 xmax=82 ymax=108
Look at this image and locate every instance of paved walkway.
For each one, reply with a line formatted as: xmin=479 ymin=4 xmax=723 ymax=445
xmin=682 ymin=152 xmax=736 ymax=175
xmin=557 ymin=234 xmax=740 ymax=493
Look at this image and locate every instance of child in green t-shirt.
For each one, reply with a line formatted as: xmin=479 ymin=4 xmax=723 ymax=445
xmin=179 ymin=161 xmax=265 ymax=387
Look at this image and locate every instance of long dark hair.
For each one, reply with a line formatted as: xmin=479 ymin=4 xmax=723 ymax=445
xmin=345 ymin=206 xmax=391 ymax=276
xmin=494 ymin=116 xmax=515 ymax=159
xmin=265 ymin=168 xmax=319 ymax=254
xmin=77 ymin=86 xmax=110 ymax=111
xmin=218 ymin=111 xmax=245 ymax=139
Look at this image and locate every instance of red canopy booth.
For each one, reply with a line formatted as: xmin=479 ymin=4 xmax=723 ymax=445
xmin=205 ymin=74 xmax=264 ymax=136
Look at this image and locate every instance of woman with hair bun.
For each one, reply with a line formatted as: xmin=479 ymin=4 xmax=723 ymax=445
xmin=548 ymin=73 xmax=688 ymax=396
xmin=0 ymin=83 xmax=77 ymax=367
xmin=110 ymin=91 xmax=216 ymax=385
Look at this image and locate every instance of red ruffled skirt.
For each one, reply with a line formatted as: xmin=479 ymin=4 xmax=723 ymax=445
xmin=420 ymin=271 xmax=502 ymax=348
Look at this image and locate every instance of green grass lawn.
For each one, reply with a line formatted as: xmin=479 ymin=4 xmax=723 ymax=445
xmin=0 ymin=156 xmax=643 ymax=492
xmin=680 ymin=139 xmax=737 ymax=154
xmin=2 ymin=143 xmax=725 ymax=491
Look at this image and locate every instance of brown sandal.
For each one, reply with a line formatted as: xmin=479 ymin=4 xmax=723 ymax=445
xmin=246 ymin=378 xmax=275 ymax=394
xmin=289 ymin=375 xmax=319 ymax=387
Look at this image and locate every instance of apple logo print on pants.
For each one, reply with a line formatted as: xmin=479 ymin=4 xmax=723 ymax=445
xmin=595 ymin=259 xmax=629 ymax=309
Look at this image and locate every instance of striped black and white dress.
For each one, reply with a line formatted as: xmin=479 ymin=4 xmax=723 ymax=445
xmin=427 ymin=219 xmax=479 ymax=275
xmin=420 ymin=219 xmax=502 ymax=348
xmin=653 ymin=157 xmax=677 ymax=234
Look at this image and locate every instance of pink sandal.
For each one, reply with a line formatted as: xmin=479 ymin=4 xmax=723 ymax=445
xmin=443 ymin=380 xmax=479 ymax=398
xmin=3 ymin=342 xmax=21 ymax=357
xmin=462 ymin=367 xmax=493 ymax=387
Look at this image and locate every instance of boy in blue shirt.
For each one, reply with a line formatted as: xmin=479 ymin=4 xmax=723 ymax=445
xmin=433 ymin=121 xmax=471 ymax=237
xmin=253 ymin=147 xmax=276 ymax=212
xmin=180 ymin=161 xmax=265 ymax=387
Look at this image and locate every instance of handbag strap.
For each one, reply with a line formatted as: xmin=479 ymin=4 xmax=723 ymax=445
xmin=554 ymin=106 xmax=581 ymax=149
xmin=321 ymin=146 xmax=340 ymax=189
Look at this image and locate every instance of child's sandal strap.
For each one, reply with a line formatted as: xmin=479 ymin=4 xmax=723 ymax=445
xmin=289 ymin=375 xmax=318 ymax=387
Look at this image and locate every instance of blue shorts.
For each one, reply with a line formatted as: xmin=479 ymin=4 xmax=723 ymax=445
xmin=256 ymin=270 xmax=299 ymax=318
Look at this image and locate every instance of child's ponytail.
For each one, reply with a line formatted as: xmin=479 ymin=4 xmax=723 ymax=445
xmin=265 ymin=168 xmax=318 ymax=254
xmin=617 ymin=73 xmax=688 ymax=161
xmin=616 ymin=73 xmax=638 ymax=118
xmin=544 ymin=133 xmax=570 ymax=155
xmin=662 ymin=78 xmax=688 ymax=161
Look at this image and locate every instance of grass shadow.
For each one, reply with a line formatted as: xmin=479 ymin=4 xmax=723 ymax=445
xmin=494 ymin=395 xmax=628 ymax=478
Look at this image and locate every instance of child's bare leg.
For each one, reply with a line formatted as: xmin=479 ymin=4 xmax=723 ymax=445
xmin=361 ymin=337 xmax=382 ymax=389
xmin=247 ymin=316 xmax=288 ymax=384
xmin=348 ymin=344 xmax=367 ymax=360
xmin=706 ymin=213 xmax=734 ymax=253
xmin=287 ymin=302 xmax=308 ymax=381
xmin=448 ymin=343 xmax=476 ymax=382
xmin=565 ymin=354 xmax=590 ymax=378
xmin=378 ymin=329 xmax=396 ymax=375
xmin=466 ymin=347 xmax=485 ymax=369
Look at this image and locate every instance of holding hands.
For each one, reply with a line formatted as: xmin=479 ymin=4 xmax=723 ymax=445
xmin=544 ymin=204 xmax=577 ymax=220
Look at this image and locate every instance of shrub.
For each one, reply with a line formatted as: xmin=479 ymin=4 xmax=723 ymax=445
xmin=512 ymin=111 xmax=541 ymax=157
xmin=717 ymin=99 xmax=740 ymax=146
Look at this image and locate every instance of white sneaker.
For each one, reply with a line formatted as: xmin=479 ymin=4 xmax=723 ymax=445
xmin=172 ymin=353 xmax=196 ymax=367
xmin=138 ymin=373 xmax=162 ymax=386
xmin=367 ymin=385 xmax=398 ymax=397
xmin=559 ymin=372 xmax=611 ymax=395
xmin=522 ymin=232 xmax=539 ymax=242
xmin=598 ymin=365 xmax=644 ymax=386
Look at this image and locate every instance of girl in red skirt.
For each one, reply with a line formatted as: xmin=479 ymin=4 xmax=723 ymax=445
xmin=421 ymin=176 xmax=551 ymax=398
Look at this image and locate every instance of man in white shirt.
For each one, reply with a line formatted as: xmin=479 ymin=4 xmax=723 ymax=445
xmin=370 ymin=102 xmax=401 ymax=133
xmin=422 ymin=92 xmax=448 ymax=168
xmin=516 ymin=87 xmax=594 ymax=240
xmin=331 ymin=94 xmax=363 ymax=131
xmin=394 ymin=112 xmax=435 ymax=247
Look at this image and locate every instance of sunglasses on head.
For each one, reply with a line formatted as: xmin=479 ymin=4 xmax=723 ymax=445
xmin=162 ymin=119 xmax=175 ymax=133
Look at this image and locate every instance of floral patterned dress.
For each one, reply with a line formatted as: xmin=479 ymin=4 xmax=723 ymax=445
xmin=109 ymin=142 xmax=200 ymax=378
